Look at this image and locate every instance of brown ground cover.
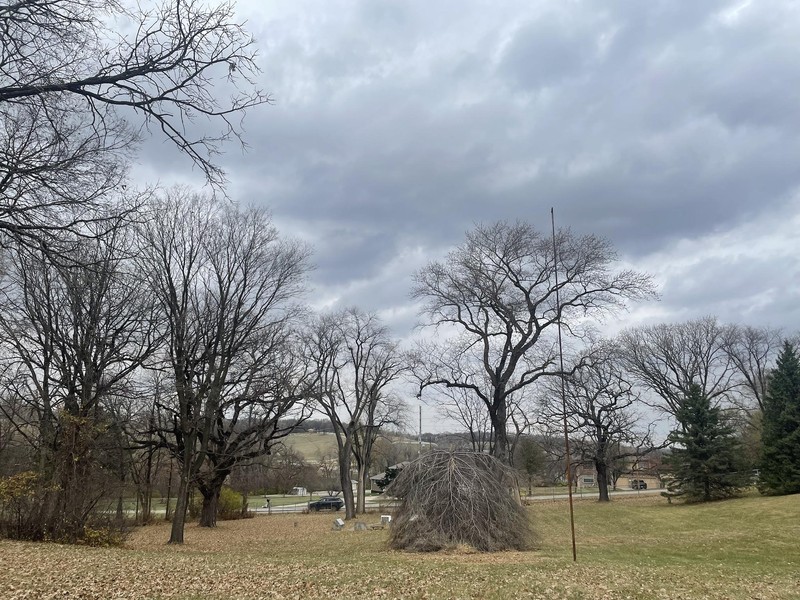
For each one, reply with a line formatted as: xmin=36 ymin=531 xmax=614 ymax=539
xmin=0 ymin=494 xmax=797 ymax=599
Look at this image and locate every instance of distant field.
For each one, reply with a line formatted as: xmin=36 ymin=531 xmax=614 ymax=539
xmin=0 ymin=493 xmax=798 ymax=599
xmin=281 ymin=431 xmax=419 ymax=463
xmin=278 ymin=431 xmax=337 ymax=461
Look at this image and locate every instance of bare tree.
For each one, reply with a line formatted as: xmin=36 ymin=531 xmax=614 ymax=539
xmin=137 ymin=189 xmax=310 ymax=543
xmin=352 ymin=390 xmax=408 ymax=513
xmin=0 ymin=0 xmax=269 ymax=248
xmin=227 ymin=459 xmax=270 ymax=516
xmin=306 ymin=309 xmax=407 ymax=518
xmin=316 ymin=451 xmax=341 ymax=494
xmin=0 ymin=98 xmax=132 ymax=251
xmin=539 ymin=345 xmax=659 ymax=502
xmin=619 ymin=317 xmax=739 ymax=417
xmin=261 ymin=445 xmax=313 ymax=495
xmin=721 ymin=324 xmax=783 ymax=413
xmin=122 ymin=374 xmax=171 ymax=525
xmin=370 ymin=435 xmax=419 ymax=474
xmin=0 ymin=400 xmax=13 ymax=472
xmin=193 ymin=339 xmax=314 ymax=527
xmin=412 ymin=221 xmax=655 ymax=464
xmin=513 ymin=435 xmax=546 ymax=496
xmin=432 ymin=382 xmax=493 ymax=454
xmin=0 ymin=225 xmax=159 ymax=540
xmin=424 ymin=364 xmax=536 ymax=459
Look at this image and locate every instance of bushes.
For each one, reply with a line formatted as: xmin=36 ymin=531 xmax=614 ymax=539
xmin=0 ymin=471 xmax=128 ymax=545
xmin=386 ymin=451 xmax=533 ymax=552
xmin=217 ymin=487 xmax=244 ymax=520
xmin=189 ymin=486 xmax=247 ymax=521
xmin=0 ymin=471 xmax=42 ymax=540
xmin=81 ymin=526 xmax=127 ymax=547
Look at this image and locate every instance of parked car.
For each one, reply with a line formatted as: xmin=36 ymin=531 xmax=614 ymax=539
xmin=630 ymin=479 xmax=648 ymax=490
xmin=308 ymin=496 xmax=344 ymax=511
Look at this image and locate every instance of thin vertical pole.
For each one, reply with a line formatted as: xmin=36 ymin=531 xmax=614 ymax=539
xmin=418 ymin=405 xmax=422 ymax=456
xmin=165 ymin=459 xmax=173 ymax=521
xmin=551 ymin=207 xmax=577 ymax=562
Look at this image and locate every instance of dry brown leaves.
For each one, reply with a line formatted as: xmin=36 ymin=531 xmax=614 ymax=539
xmin=0 ymin=506 xmax=797 ymax=600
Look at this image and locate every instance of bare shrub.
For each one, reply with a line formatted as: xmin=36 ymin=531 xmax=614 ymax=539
xmin=386 ymin=451 xmax=533 ymax=552
xmin=0 ymin=471 xmax=43 ymax=540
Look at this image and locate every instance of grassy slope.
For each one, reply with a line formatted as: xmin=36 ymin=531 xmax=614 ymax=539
xmin=279 ymin=431 xmax=339 ymax=462
xmin=281 ymin=431 xmax=419 ymax=463
xmin=0 ymin=494 xmax=797 ymax=599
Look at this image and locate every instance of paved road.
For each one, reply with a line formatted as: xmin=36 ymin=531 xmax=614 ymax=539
xmin=523 ymin=488 xmax=662 ymax=502
xmin=252 ymin=503 xmax=308 ymax=514
xmin=250 ymin=488 xmax=663 ymax=514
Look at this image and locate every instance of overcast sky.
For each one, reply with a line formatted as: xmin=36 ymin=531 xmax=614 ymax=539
xmin=135 ymin=0 xmax=800 ymax=430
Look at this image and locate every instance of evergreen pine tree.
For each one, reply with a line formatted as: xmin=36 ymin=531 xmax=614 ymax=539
xmin=665 ymin=383 xmax=747 ymax=502
xmin=759 ymin=341 xmax=800 ymax=495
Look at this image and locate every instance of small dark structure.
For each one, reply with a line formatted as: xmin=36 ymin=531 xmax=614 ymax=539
xmin=370 ymin=461 xmax=411 ymax=493
xmin=386 ymin=451 xmax=533 ymax=552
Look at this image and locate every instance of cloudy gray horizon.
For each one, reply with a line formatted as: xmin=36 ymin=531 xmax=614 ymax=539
xmin=134 ymin=0 xmax=800 ymax=430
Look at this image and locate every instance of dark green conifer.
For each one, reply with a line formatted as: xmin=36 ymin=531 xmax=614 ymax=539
xmin=759 ymin=342 xmax=800 ymax=495
xmin=665 ymin=383 xmax=747 ymax=502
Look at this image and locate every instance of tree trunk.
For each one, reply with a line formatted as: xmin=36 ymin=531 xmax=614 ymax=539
xmin=164 ymin=461 xmax=173 ymax=521
xmin=141 ymin=445 xmax=154 ymax=523
xmin=490 ymin=402 xmax=512 ymax=465
xmin=199 ymin=488 xmax=219 ymax=527
xmin=338 ymin=442 xmax=355 ymax=519
xmin=53 ymin=418 xmax=95 ymax=541
xmin=595 ymin=461 xmax=610 ymax=502
xmin=139 ymin=485 xmax=152 ymax=524
xmin=360 ymin=464 xmax=371 ymax=514
xmin=116 ymin=496 xmax=124 ymax=522
xmin=168 ymin=468 xmax=191 ymax=544
xmin=356 ymin=428 xmax=378 ymax=514
xmin=356 ymin=457 xmax=368 ymax=514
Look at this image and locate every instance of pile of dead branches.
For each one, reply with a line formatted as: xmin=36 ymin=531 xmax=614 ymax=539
xmin=385 ymin=451 xmax=533 ymax=552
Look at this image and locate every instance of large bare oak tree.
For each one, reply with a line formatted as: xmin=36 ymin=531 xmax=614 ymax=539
xmin=137 ymin=189 xmax=309 ymax=543
xmin=412 ymin=221 xmax=655 ymax=464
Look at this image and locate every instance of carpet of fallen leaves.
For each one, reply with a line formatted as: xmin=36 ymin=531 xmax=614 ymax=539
xmin=0 ymin=495 xmax=798 ymax=599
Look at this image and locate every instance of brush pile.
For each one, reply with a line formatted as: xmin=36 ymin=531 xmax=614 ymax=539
xmin=386 ymin=451 xmax=532 ymax=552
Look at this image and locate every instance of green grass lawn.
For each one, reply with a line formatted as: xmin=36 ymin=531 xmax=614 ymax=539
xmin=0 ymin=493 xmax=797 ymax=599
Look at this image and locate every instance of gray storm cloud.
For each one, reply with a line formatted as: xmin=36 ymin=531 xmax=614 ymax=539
xmin=133 ymin=0 xmax=800 ymax=339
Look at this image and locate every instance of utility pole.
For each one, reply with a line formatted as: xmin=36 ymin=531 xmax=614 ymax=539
xmin=552 ymin=206 xmax=577 ymax=563
xmin=418 ymin=405 xmax=422 ymax=456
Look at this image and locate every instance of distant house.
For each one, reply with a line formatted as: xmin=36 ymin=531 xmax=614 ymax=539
xmin=370 ymin=461 xmax=411 ymax=494
xmin=571 ymin=450 xmax=666 ymax=491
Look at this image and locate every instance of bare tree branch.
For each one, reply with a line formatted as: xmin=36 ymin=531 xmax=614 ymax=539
xmin=1 ymin=0 xmax=270 ymax=248
xmin=619 ymin=317 xmax=740 ymax=416
xmin=412 ymin=221 xmax=656 ymax=463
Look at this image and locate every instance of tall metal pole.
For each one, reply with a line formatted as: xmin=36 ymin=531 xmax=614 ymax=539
xmin=418 ymin=404 xmax=422 ymax=456
xmin=551 ymin=207 xmax=577 ymax=562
